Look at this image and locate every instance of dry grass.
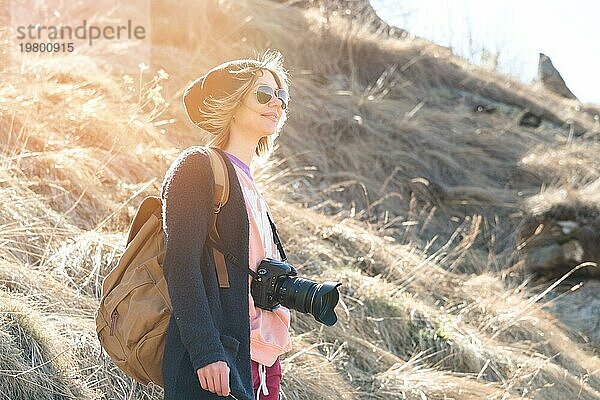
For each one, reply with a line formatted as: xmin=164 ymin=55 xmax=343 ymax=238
xmin=0 ymin=0 xmax=599 ymax=398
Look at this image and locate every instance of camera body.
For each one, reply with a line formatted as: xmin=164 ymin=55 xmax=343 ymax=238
xmin=251 ymin=257 xmax=297 ymax=311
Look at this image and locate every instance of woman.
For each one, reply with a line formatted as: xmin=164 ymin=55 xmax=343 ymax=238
xmin=160 ymin=50 xmax=292 ymax=400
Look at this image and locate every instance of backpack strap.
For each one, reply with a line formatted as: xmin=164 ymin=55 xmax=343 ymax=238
xmin=205 ymin=147 xmax=232 ymax=288
xmin=207 ymin=147 xmax=229 ymax=214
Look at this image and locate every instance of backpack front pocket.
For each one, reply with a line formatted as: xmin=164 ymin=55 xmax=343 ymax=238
xmin=104 ymin=257 xmax=170 ymax=349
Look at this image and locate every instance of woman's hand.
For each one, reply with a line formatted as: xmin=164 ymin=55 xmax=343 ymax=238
xmin=197 ymin=361 xmax=230 ymax=397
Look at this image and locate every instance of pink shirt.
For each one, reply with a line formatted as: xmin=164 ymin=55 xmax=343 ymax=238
xmin=224 ymin=152 xmax=292 ymax=367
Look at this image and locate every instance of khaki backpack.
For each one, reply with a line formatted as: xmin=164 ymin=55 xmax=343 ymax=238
xmin=95 ymin=146 xmax=236 ymax=387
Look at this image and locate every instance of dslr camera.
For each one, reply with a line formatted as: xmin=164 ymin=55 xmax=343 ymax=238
xmin=251 ymin=258 xmax=341 ymax=326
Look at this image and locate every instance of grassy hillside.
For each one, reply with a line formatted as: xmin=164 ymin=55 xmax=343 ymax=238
xmin=1 ymin=0 xmax=599 ymax=398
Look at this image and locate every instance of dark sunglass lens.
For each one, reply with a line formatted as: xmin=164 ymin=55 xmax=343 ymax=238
xmin=256 ymin=86 xmax=273 ymax=104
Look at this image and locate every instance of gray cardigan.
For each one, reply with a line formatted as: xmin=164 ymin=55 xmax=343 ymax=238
xmin=160 ymin=146 xmax=254 ymax=400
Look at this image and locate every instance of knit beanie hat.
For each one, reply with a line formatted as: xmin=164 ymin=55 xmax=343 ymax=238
xmin=183 ymin=59 xmax=264 ymax=132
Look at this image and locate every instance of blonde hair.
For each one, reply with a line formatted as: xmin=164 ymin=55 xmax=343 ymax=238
xmin=198 ymin=49 xmax=291 ymax=159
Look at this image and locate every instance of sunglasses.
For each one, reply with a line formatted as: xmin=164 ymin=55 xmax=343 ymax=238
xmin=253 ymin=85 xmax=289 ymax=110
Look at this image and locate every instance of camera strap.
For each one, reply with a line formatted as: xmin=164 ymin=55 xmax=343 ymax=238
xmin=266 ymin=212 xmax=287 ymax=262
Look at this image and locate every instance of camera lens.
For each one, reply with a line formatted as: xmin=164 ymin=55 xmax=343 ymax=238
xmin=278 ymin=277 xmax=341 ymax=326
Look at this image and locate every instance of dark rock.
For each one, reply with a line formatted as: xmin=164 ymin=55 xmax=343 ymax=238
xmin=518 ymin=203 xmax=600 ymax=279
xmin=473 ymin=104 xmax=497 ymax=113
xmin=518 ymin=110 xmax=542 ymax=128
xmin=538 ymin=53 xmax=578 ymax=100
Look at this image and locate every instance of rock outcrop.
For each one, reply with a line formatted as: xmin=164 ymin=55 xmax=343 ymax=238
xmin=538 ymin=52 xmax=578 ymax=100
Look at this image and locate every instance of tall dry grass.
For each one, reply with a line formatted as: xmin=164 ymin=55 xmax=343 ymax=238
xmin=0 ymin=0 xmax=599 ymax=399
